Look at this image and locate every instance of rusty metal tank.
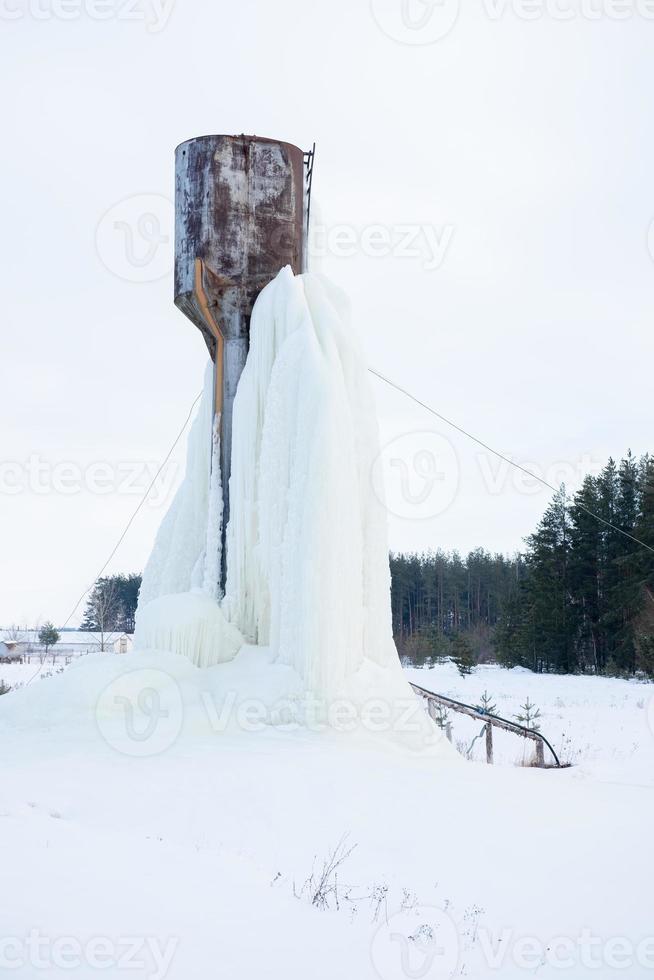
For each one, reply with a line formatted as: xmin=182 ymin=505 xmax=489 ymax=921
xmin=174 ymin=133 xmax=309 ymax=587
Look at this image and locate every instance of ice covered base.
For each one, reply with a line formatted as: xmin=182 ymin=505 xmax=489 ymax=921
xmin=136 ymin=591 xmax=242 ymax=669
xmin=0 ymin=645 xmax=451 ymax=756
xmin=21 ymin=266 xmax=450 ymax=751
xmin=134 ymin=267 xmax=434 ymax=716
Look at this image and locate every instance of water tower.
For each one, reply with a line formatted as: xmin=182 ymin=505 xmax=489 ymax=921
xmin=174 ymin=134 xmax=314 ymax=588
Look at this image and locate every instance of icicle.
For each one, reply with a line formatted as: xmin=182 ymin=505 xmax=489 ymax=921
xmin=134 ymin=369 xmax=243 ymax=668
xmin=136 ymin=269 xmax=416 ymax=708
xmin=202 ymin=413 xmax=223 ymax=602
xmin=224 ymin=268 xmax=404 ymax=700
xmin=136 ymin=591 xmax=242 ymax=668
xmin=137 ymin=362 xmax=214 ymax=608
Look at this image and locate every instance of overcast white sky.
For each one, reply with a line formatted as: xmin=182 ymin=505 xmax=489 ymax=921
xmin=2 ymin=0 xmax=653 ymax=626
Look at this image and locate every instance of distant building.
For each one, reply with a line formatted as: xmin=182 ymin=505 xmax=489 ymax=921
xmin=0 ymin=630 xmax=134 ymax=661
xmin=0 ymin=640 xmax=23 ymax=663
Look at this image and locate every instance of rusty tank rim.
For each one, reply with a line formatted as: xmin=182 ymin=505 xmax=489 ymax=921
xmin=174 ymin=134 xmax=305 ymax=156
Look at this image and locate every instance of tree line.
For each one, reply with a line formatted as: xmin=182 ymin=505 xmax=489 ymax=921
xmin=391 ymin=452 xmax=654 ymax=678
xmin=78 ymin=452 xmax=654 ymax=678
xmin=495 ymin=452 xmax=654 ymax=676
xmin=390 ymin=548 xmax=523 ymax=665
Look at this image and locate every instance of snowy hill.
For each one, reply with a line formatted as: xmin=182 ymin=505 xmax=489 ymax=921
xmin=1 ymin=653 xmax=653 ymax=979
xmin=2 ymin=273 xmax=651 ymax=978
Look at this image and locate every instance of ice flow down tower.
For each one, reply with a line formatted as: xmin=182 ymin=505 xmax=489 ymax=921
xmin=174 ymin=134 xmax=313 ymax=591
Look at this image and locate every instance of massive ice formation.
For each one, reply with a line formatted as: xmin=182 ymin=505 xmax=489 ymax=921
xmin=136 ymin=268 xmax=416 ymax=703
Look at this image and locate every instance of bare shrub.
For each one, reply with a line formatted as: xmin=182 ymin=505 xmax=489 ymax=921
xmin=294 ymin=835 xmax=357 ymax=911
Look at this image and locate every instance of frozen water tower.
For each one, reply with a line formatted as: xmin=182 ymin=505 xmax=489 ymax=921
xmin=174 ymin=134 xmax=313 ymax=587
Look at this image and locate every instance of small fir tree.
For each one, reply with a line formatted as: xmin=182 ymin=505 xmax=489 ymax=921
xmin=451 ymin=633 xmax=475 ymax=677
xmin=514 ymin=697 xmax=541 ymax=731
xmin=38 ymin=622 xmax=60 ymax=664
xmin=476 ymin=690 xmax=497 ymax=715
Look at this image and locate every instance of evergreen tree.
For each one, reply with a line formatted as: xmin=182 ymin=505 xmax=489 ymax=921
xmin=81 ymin=574 xmax=142 ymax=637
xmin=493 ymin=589 xmax=533 ymax=670
xmin=476 ymin=690 xmax=497 ymax=715
xmin=114 ymin=573 xmax=142 ymax=632
xmin=38 ymin=622 xmax=60 ymax=664
xmin=451 ymin=633 xmax=475 ymax=677
xmin=523 ymin=486 xmax=575 ymax=672
xmin=569 ymin=475 xmax=603 ymax=672
xmin=611 ymin=452 xmax=642 ymax=673
xmin=390 ymin=454 xmax=654 ymax=679
xmin=514 ymin=697 xmax=541 ymax=731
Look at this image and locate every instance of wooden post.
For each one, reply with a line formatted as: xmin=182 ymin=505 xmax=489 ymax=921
xmin=485 ymin=721 xmax=493 ymax=764
xmin=535 ymin=739 xmax=545 ymax=767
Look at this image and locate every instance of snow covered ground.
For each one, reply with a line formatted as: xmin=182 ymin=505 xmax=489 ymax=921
xmin=2 ymin=272 xmax=651 ymax=976
xmin=0 ymin=661 xmax=66 ymax=690
xmin=1 ymin=652 xmax=653 ymax=979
